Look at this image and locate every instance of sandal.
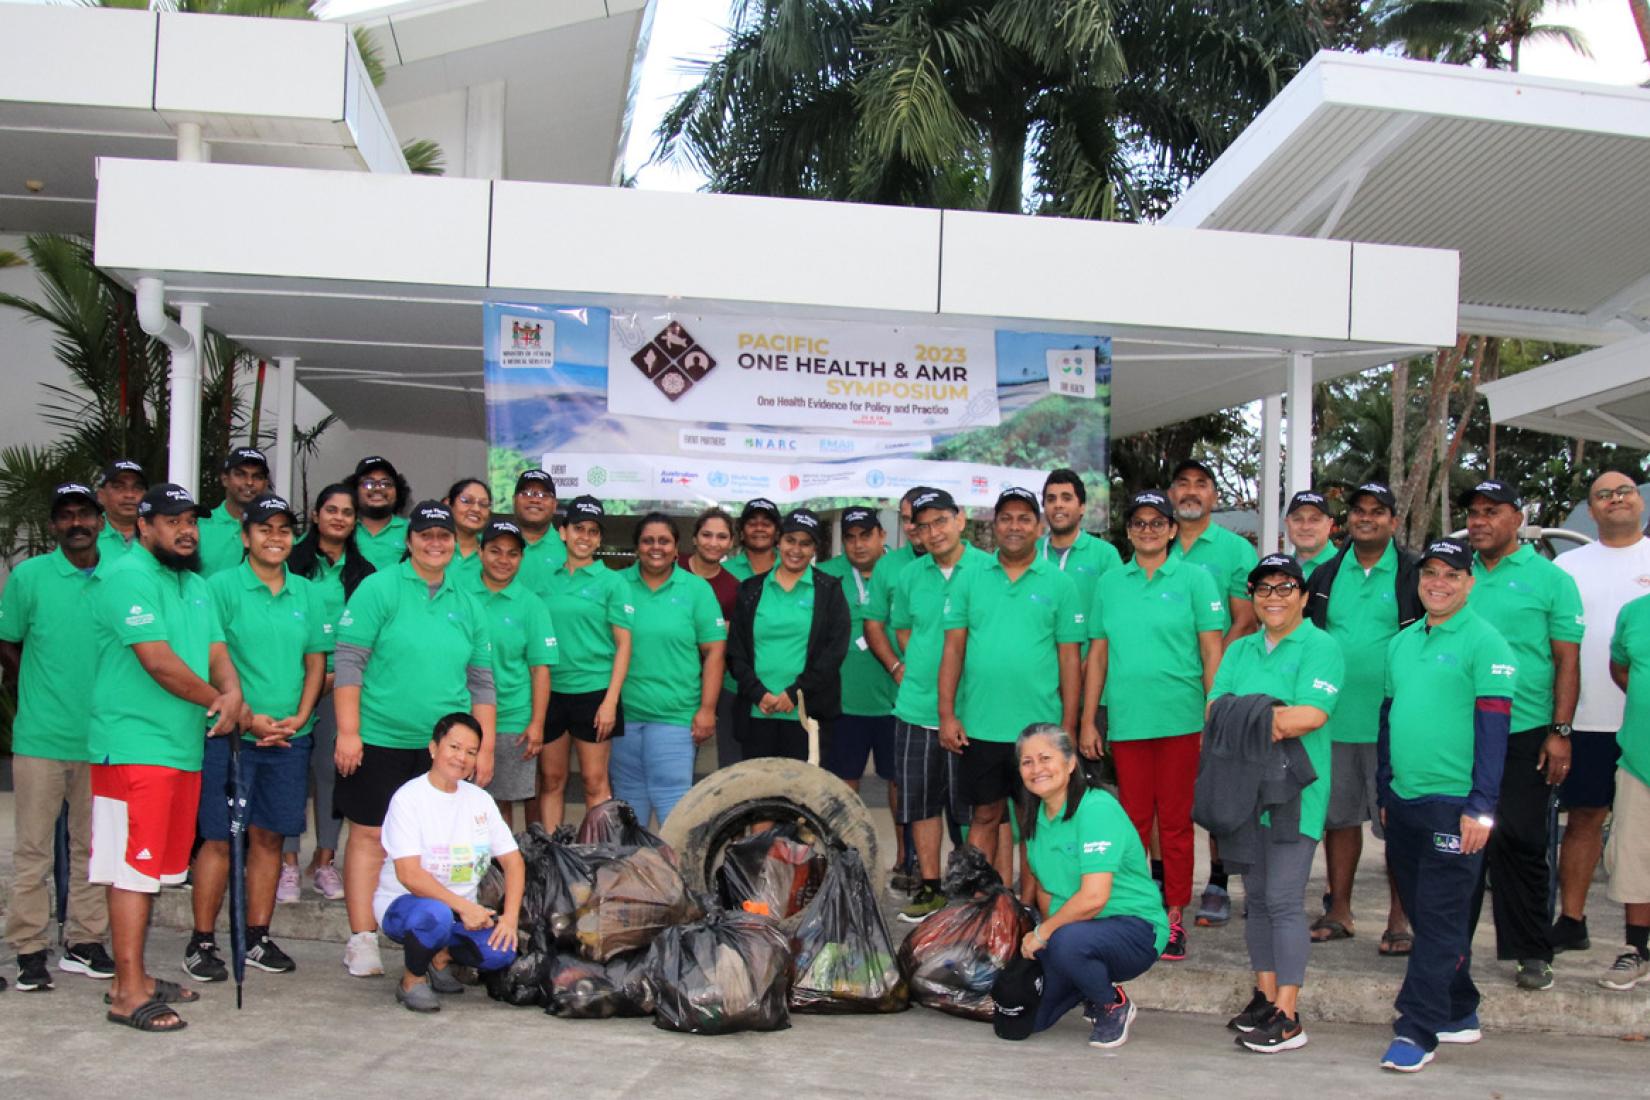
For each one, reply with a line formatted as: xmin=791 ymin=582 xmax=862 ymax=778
xmin=1379 ymin=930 xmax=1414 ymax=956
xmin=107 ymin=997 xmax=187 ymax=1032
xmin=1310 ymin=917 xmax=1353 ymax=942
xmin=104 ymin=978 xmax=201 ymax=1006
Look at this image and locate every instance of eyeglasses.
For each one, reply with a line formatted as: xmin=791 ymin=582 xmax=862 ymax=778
xmin=359 ymin=478 xmax=394 ymax=490
xmin=911 ymin=518 xmax=951 ymax=533
xmin=1127 ymin=518 xmax=1170 ymax=532
xmin=454 ymin=495 xmax=490 ymax=508
xmin=516 ymin=489 xmax=553 ymax=500
xmin=1594 ymin=485 xmax=1638 ymax=502
xmin=1251 ymin=581 xmax=1301 ymax=598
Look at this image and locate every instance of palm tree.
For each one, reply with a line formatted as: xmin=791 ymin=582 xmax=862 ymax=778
xmin=1372 ymin=0 xmax=1591 ymax=70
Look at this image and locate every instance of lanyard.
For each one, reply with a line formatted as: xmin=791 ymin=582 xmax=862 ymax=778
xmin=1042 ymin=538 xmax=1073 ymax=571
xmin=851 ymin=566 xmax=869 ymax=603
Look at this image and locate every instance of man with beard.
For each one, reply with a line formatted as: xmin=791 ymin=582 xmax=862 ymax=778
xmin=1 ymin=484 xmax=115 ymax=992
xmin=1286 ymin=491 xmax=1339 ymax=578
xmin=90 ymin=484 xmax=242 ymax=1032
xmin=199 ymin=447 xmax=271 ymax=576
xmin=724 ymin=498 xmax=781 ymax=579
xmin=349 ymin=456 xmax=412 ymax=573
xmin=511 ymin=469 xmax=567 ymax=594
xmin=96 ymin=459 xmax=147 ymax=564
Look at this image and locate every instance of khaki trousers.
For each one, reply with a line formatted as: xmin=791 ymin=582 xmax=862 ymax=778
xmin=8 ymin=755 xmax=107 ymax=953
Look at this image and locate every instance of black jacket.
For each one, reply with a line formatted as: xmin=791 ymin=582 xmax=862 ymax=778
xmin=1193 ymin=693 xmax=1318 ymax=873
xmin=725 ymin=568 xmax=852 ymax=720
xmin=1304 ymin=541 xmax=1423 ymax=633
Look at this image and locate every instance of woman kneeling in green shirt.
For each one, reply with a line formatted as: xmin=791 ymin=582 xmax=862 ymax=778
xmin=1019 ymin=724 xmax=1168 ymax=1050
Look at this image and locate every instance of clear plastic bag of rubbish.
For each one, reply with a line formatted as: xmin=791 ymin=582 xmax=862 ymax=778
xmin=574 ymin=846 xmax=699 ymax=961
xmin=648 ymin=911 xmax=793 ymax=1035
xmin=897 ymin=851 xmax=1033 ymax=1021
xmin=788 ymin=847 xmax=907 ymax=1014
xmin=543 ymin=949 xmax=656 ymax=1018
xmin=715 ymin=823 xmax=827 ymax=920
xmin=575 ymin=799 xmax=678 ymax=864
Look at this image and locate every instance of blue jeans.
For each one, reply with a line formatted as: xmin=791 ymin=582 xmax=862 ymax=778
xmin=1384 ymin=797 xmax=1483 ymax=1050
xmin=198 ymin=733 xmax=313 ymax=840
xmin=610 ymin=721 xmax=695 ymax=830
xmin=380 ymin=894 xmax=516 ymax=977
xmin=1032 ymin=916 xmax=1160 ymax=1032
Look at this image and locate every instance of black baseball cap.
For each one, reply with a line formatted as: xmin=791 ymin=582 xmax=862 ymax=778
xmin=989 ymin=956 xmax=1043 ymax=1041
xmin=780 ymin=508 xmax=822 ymax=539
xmin=1420 ymin=537 xmax=1473 ymax=572
xmin=1171 ymin=458 xmax=1217 ymax=482
xmin=100 ymin=458 xmax=147 ymax=488
xmin=353 ymin=455 xmax=400 ymax=480
xmin=900 ymin=485 xmax=935 ymax=508
xmin=994 ymin=487 xmax=1040 ymax=516
xmin=840 ymin=507 xmax=881 ymax=534
xmin=1349 ymin=481 xmax=1396 ymax=511
xmin=566 ymin=495 xmax=605 ymax=522
xmin=50 ymin=482 xmax=101 ymax=516
xmin=740 ymin=498 xmax=781 ymax=524
xmin=1125 ymin=490 xmax=1175 ymax=523
xmin=138 ymin=483 xmax=208 ymax=519
xmin=223 ymin=446 xmax=269 ymax=474
xmin=514 ymin=469 xmax=555 ymax=495
xmin=1285 ymin=491 xmax=1331 ymax=517
xmin=1457 ymin=478 xmax=1522 ymax=509
xmin=1247 ymin=553 xmax=1305 ymax=590
xmin=480 ymin=518 xmax=525 ymax=546
xmin=242 ymin=493 xmax=297 ymax=526
xmin=408 ymin=500 xmax=456 ymax=533
xmin=910 ymin=488 xmax=959 ymax=517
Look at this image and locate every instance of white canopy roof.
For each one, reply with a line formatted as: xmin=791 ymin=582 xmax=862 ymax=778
xmin=1481 ymin=332 xmax=1650 ymax=447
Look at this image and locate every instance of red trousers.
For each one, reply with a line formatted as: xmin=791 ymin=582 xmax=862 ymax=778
xmin=1110 ymin=732 xmax=1201 ymax=908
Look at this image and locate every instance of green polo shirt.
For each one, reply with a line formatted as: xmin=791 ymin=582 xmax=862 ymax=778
xmin=338 ymin=560 xmax=492 ymax=749
xmin=1321 ymin=541 xmax=1402 ymax=745
xmin=816 ymin=554 xmax=897 ymax=717
xmin=541 ymin=561 xmax=630 ymax=695
xmin=518 ymin=528 xmax=568 ymax=596
xmin=97 ymin=524 xmax=138 ymax=564
xmin=355 ymin=515 xmax=410 ymax=574
xmin=306 ymin=551 xmax=351 ymax=672
xmin=749 ymin=568 xmax=816 ymax=721
xmin=1609 ymin=594 xmax=1650 ymax=788
xmin=1026 ymin=788 xmax=1169 ymax=955
xmin=198 ymin=506 xmax=251 ymax=577
xmin=89 ymin=544 xmax=224 ymax=771
xmin=864 ymin=543 xmax=920 ymax=624
xmin=1383 ymin=608 xmax=1517 ymax=801
xmin=945 ymin=553 xmax=1085 ymax=742
xmin=0 ymin=549 xmax=105 ymax=760
xmin=1088 ymin=554 xmax=1225 ymax=742
xmin=1299 ymin=544 xmax=1337 ymax=579
xmin=208 ymin=563 xmax=334 ymax=740
xmin=617 ymin=564 xmax=726 ymax=726
xmin=1037 ymin=530 xmax=1122 ymax=610
xmin=458 ymin=572 xmax=559 ymax=734
xmin=1172 ymin=522 xmax=1258 ymax=631
xmin=450 ymin=548 xmax=483 ymax=591
xmin=887 ymin=543 xmax=991 ymax=729
xmin=1208 ymin=620 xmax=1345 ymax=839
xmin=1469 ymin=545 xmax=1585 ymax=732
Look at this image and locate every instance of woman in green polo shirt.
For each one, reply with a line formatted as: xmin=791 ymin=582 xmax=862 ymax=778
xmin=611 ymin=513 xmax=727 ymax=829
xmin=538 ymin=496 xmax=631 ymax=830
xmin=444 ymin=477 xmax=493 ymax=588
xmin=1018 ymin=723 xmax=1167 ymax=1050
xmin=333 ymin=500 xmax=497 ymax=979
xmin=1207 ymin=554 xmax=1345 ymax=1054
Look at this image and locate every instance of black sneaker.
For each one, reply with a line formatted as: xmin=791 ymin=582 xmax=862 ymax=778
xmin=183 ymin=940 xmax=229 ymax=983
xmin=245 ymin=935 xmax=296 ymax=974
xmin=59 ymin=942 xmax=115 ymax=979
xmin=15 ymin=951 xmax=53 ymax=992
xmin=1161 ymin=919 xmax=1187 ymax=961
xmin=1227 ymin=987 xmax=1274 ymax=1032
xmin=1240 ymin=1008 xmax=1308 ymax=1053
xmin=1549 ymin=916 xmax=1590 ymax=954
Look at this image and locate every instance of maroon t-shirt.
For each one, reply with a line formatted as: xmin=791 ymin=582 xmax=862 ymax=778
xmin=680 ymin=553 xmax=739 ymax=620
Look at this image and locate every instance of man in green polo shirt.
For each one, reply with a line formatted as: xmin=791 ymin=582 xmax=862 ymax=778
xmin=198 ymin=446 xmax=271 ymax=576
xmin=1285 ymin=491 xmax=1339 ymax=578
xmin=1601 ymin=592 xmax=1650 ymax=991
xmin=941 ymin=487 xmax=1083 ymax=873
xmin=349 ymin=455 xmax=412 ymax=573
xmin=95 ymin=458 xmax=147 ymax=564
xmin=1305 ymin=480 xmax=1423 ymax=952
xmin=511 ymin=469 xmax=567 ymax=594
xmin=862 ymin=486 xmax=928 ymax=684
xmin=1377 ymin=537 xmax=1516 ymax=1072
xmin=876 ymin=488 xmax=989 ymax=922
xmin=1 ymin=484 xmax=115 ymax=992
xmin=723 ymin=497 xmax=781 ymax=580
xmin=1038 ymin=468 xmax=1122 ymax=617
xmin=89 ymin=483 xmax=242 ymax=1033
xmin=1460 ymin=478 xmax=1582 ymax=991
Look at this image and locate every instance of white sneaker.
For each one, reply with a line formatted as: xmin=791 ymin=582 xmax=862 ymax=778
xmin=344 ymin=931 xmax=384 ymax=977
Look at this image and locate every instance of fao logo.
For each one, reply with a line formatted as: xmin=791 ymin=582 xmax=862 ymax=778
xmin=631 ymin=321 xmax=717 ymax=402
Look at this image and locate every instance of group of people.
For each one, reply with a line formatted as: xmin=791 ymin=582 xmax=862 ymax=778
xmin=3 ymin=448 xmax=1647 ymax=1069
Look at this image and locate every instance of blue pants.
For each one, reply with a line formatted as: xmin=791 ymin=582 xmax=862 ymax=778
xmin=1384 ymin=797 xmax=1482 ymax=1050
xmin=380 ymin=895 xmax=516 ymax=977
xmin=610 ymin=721 xmax=695 ymax=830
xmin=198 ymin=733 xmax=313 ymax=840
xmin=1032 ymin=916 xmax=1160 ymax=1032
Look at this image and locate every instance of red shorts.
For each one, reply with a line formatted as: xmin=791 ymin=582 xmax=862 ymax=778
xmin=89 ymin=764 xmax=201 ymax=893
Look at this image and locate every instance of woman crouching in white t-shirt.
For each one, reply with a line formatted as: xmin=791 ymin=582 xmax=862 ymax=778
xmin=373 ymin=713 xmax=526 ymax=1012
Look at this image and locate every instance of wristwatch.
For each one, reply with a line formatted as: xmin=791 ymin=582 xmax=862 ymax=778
xmin=1475 ymin=814 xmax=1495 ymax=828
xmin=1553 ymin=723 xmax=1573 ymax=739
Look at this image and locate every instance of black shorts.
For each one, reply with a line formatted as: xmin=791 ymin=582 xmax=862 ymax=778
xmin=742 ymin=716 xmax=832 ymax=763
xmin=333 ymin=743 xmax=428 ymax=828
xmin=544 ymin=689 xmax=625 ymax=745
xmin=825 ymin=714 xmax=896 ymax=782
xmin=959 ymin=738 xmax=1022 ymax=808
xmin=1559 ymin=729 xmax=1622 ymax=809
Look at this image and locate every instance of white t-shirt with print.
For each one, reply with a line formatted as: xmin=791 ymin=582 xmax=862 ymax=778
xmin=373 ymin=774 xmax=519 ymax=926
xmin=1556 ymin=536 xmax=1650 ymax=731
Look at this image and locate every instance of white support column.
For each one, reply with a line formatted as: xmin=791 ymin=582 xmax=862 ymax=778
xmin=176 ymin=121 xmax=209 ymax=164
xmin=1261 ymin=394 xmax=1283 ymax=554
xmin=173 ymin=303 xmax=206 ymax=497
xmin=273 ymin=357 xmax=298 ymax=501
xmin=1286 ymin=352 xmax=1314 ymax=500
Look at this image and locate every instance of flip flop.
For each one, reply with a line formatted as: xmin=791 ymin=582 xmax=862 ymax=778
xmin=104 ymin=978 xmax=200 ymax=1006
xmin=1379 ymin=930 xmax=1414 ymax=957
xmin=106 ymin=997 xmax=187 ymax=1032
xmin=1310 ymin=917 xmax=1353 ymax=942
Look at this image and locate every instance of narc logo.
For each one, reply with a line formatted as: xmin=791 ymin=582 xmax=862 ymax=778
xmin=631 ymin=321 xmax=717 ymax=402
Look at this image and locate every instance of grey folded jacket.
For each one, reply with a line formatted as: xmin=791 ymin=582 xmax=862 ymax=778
xmin=1192 ymin=693 xmax=1318 ymax=873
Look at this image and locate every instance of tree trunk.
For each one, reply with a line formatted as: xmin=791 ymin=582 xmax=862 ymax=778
xmin=1389 ymin=358 xmax=1409 ymax=486
xmin=1631 ymin=0 xmax=1650 ymax=64
xmin=984 ymin=116 xmax=1028 ymax=215
xmin=1394 ymin=334 xmax=1469 ymax=546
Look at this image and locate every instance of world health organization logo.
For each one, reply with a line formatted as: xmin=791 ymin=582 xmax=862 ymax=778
xmin=630 ymin=321 xmax=717 ymax=402
xmin=707 ymin=470 xmax=729 ymax=489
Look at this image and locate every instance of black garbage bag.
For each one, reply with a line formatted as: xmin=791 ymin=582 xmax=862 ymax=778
xmin=477 ymin=822 xmax=568 ymax=915
xmin=649 ymin=911 xmax=793 ymax=1035
xmin=715 ymin=824 xmax=827 ymax=920
xmin=788 ymin=848 xmax=907 ymax=1014
xmin=575 ymin=846 xmax=699 ymax=961
xmin=939 ymin=843 xmax=1003 ymax=898
xmin=543 ymin=949 xmax=656 ymax=1018
xmin=575 ymin=799 xmax=678 ymax=864
xmin=897 ymin=880 xmax=1033 ymax=1022
xmin=483 ymin=943 xmax=548 ymax=1007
